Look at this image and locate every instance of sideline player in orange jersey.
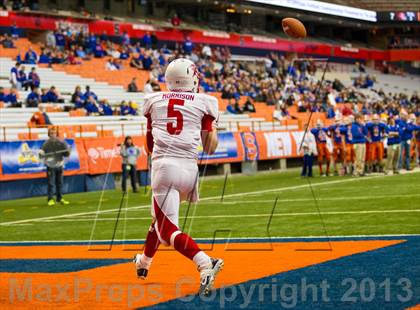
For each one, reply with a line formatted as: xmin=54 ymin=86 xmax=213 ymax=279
xmin=342 ymin=116 xmax=356 ymax=175
xmin=364 ymin=115 xmax=373 ymax=173
xmin=366 ymin=114 xmax=387 ymax=173
xmin=311 ymin=120 xmax=330 ymax=176
xmin=133 ymin=58 xmax=223 ymax=296
xmin=328 ymin=116 xmax=345 ymax=175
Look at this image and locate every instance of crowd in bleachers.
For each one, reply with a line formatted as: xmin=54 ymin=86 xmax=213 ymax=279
xmin=1 ymin=23 xmax=419 ymax=130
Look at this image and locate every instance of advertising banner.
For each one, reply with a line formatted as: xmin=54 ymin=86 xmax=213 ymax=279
xmin=198 ymin=132 xmax=244 ymax=163
xmin=0 ymin=139 xmax=80 ymax=175
xmin=84 ymin=136 xmax=148 ymax=174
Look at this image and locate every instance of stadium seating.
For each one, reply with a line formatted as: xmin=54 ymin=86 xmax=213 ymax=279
xmin=0 ymin=57 xmax=145 ymax=105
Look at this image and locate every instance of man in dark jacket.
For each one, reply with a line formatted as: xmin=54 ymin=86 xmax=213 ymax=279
xmin=40 ymin=127 xmax=70 ymax=206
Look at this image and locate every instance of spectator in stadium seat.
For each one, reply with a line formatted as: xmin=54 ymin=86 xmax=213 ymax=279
xmin=326 ymin=104 xmax=335 ymax=119
xmin=73 ymin=96 xmax=84 ymax=109
xmin=130 ymin=55 xmax=143 ymax=70
xmin=226 ymin=99 xmax=242 ymax=115
xmin=100 ymin=31 xmax=108 ymax=42
xmin=46 ymin=31 xmax=56 ymax=48
xmin=17 ymin=65 xmax=30 ymax=90
xmin=46 ymin=86 xmax=63 ymax=103
xmin=71 ymin=86 xmax=83 ymax=103
xmin=86 ymin=33 xmax=97 ymax=54
xmin=143 ymin=79 xmax=154 ymax=94
xmin=105 ymin=58 xmax=118 ymax=71
xmin=84 ymin=86 xmax=98 ymax=101
xmin=4 ymin=88 xmax=19 ymax=107
xmin=98 ymin=100 xmax=113 ymax=116
xmin=54 ymin=30 xmax=66 ymax=51
xmin=75 ymin=46 xmax=90 ymax=60
xmin=85 ymin=96 xmax=100 ymax=115
xmin=243 ymin=97 xmax=256 ymax=113
xmin=30 ymin=106 xmax=52 ymax=127
xmin=119 ymin=46 xmax=130 ymax=60
xmin=0 ymin=87 xmax=5 ymax=103
xmin=171 ymin=13 xmax=181 ymax=27
xmin=142 ymin=51 xmax=153 ymax=71
xmin=1 ymin=34 xmax=14 ymax=48
xmin=40 ymin=88 xmax=49 ymax=103
xmin=151 ymin=32 xmax=158 ymax=49
xmin=9 ymin=22 xmax=18 ymax=39
xmin=121 ymin=31 xmax=130 ymax=46
xmin=363 ymin=75 xmax=375 ymax=88
xmin=127 ymin=77 xmax=139 ymax=92
xmin=183 ymin=36 xmax=193 ymax=55
xmin=120 ymin=100 xmax=136 ymax=116
xmin=9 ymin=62 xmax=20 ymax=88
xmin=120 ymin=136 xmax=140 ymax=193
xmin=38 ymin=49 xmax=51 ymax=64
xmin=410 ymin=91 xmax=419 ymax=105
xmin=273 ymin=103 xmax=289 ymax=121
xmin=24 ymin=46 xmax=38 ymax=64
xmin=142 ymin=32 xmax=152 ymax=49
xmin=94 ymin=41 xmax=106 ymax=58
xmin=26 ymin=87 xmax=41 ymax=107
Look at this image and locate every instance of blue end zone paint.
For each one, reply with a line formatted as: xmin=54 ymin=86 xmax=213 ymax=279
xmin=146 ymin=237 xmax=420 ymax=310
xmin=0 ymin=259 xmax=130 ymax=273
xmin=1 ymin=235 xmax=419 ymax=246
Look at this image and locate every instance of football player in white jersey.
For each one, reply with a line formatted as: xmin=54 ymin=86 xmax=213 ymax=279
xmin=133 ymin=58 xmax=223 ymax=296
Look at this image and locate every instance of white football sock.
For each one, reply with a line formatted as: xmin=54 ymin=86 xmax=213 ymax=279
xmin=193 ymin=251 xmax=211 ymax=270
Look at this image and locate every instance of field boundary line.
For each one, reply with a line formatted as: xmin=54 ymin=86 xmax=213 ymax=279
xmin=0 ymin=234 xmax=419 ymax=245
xmin=22 ymin=208 xmax=420 ymax=223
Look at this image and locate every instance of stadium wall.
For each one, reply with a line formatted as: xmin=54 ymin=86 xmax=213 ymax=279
xmin=0 ymin=131 xmax=311 ymax=200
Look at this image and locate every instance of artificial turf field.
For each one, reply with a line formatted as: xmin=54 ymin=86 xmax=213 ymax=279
xmin=1 ymin=168 xmax=420 ymax=241
xmin=1 ymin=168 xmax=419 ymax=309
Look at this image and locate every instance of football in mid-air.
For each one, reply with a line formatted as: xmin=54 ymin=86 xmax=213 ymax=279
xmin=282 ymin=17 xmax=307 ymax=39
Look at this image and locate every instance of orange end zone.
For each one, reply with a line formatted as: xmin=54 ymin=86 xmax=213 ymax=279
xmin=0 ymin=240 xmax=404 ymax=309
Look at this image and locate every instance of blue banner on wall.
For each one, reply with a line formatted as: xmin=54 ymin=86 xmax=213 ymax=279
xmin=0 ymin=139 xmax=80 ymax=175
xmin=198 ymin=132 xmax=238 ymax=160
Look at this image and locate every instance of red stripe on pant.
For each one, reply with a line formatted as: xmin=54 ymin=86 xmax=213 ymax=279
xmin=143 ymin=223 xmax=160 ymax=258
xmin=153 ymin=198 xmax=201 ymax=260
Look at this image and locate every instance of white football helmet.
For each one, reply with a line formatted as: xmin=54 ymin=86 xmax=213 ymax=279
xmin=165 ymin=58 xmax=200 ymax=93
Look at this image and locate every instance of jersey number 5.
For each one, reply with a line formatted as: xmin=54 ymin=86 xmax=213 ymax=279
xmin=167 ymin=99 xmax=184 ymax=135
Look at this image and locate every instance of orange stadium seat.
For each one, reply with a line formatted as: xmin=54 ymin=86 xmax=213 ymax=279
xmin=18 ymin=132 xmax=39 ymax=140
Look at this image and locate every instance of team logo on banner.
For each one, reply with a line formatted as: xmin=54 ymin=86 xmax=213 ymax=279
xmin=241 ymin=132 xmax=259 ymax=161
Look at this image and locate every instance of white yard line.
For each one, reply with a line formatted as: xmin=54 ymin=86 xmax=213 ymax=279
xmin=1 ymin=172 xmax=419 ymax=227
xmin=20 ymin=209 xmax=420 ymax=223
xmin=1 ymin=234 xmax=419 ymax=245
xmin=205 ymin=193 xmax=420 ymax=204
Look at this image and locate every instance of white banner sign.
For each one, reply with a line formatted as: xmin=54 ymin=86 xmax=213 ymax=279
xmin=203 ymin=30 xmax=230 ymax=39
xmin=264 ymin=132 xmax=293 ymax=158
xmin=246 ymin=0 xmax=377 ymax=22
